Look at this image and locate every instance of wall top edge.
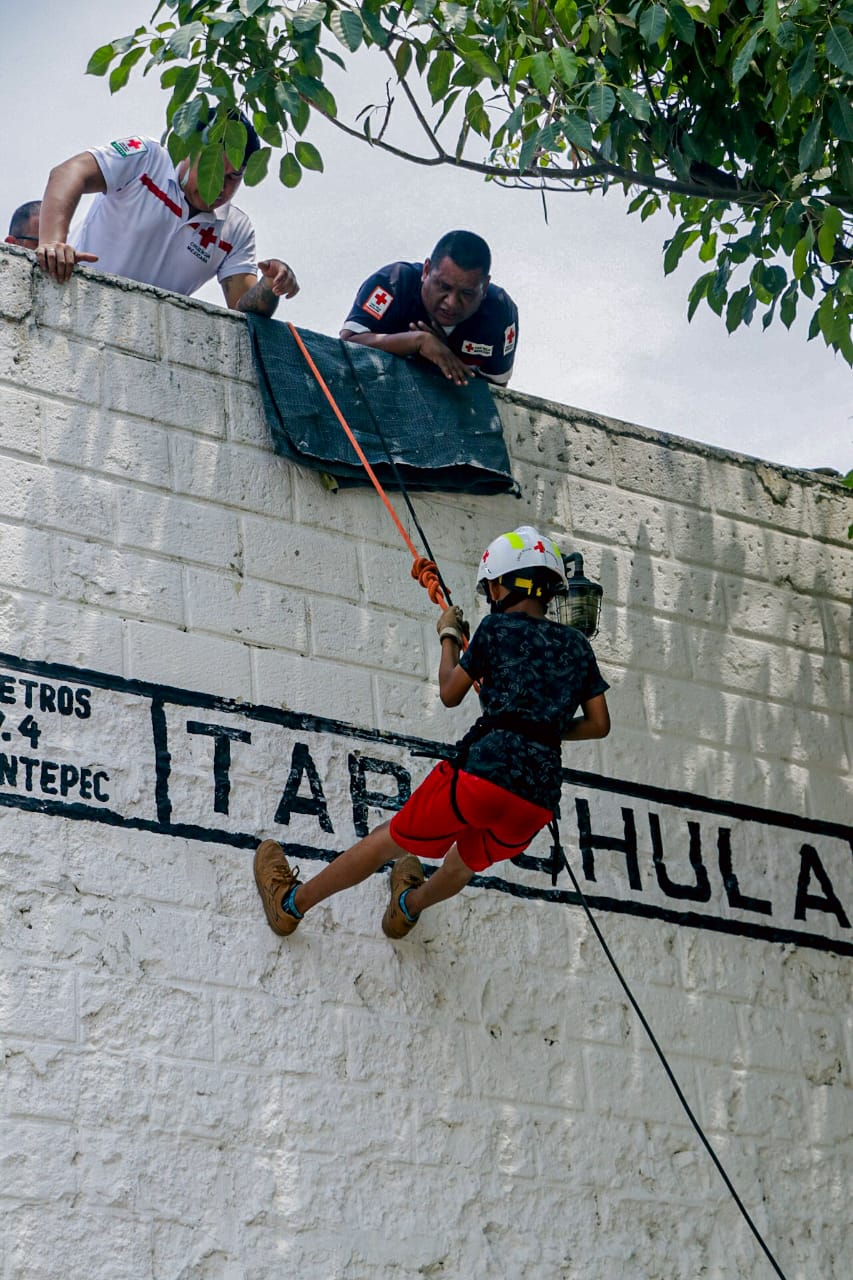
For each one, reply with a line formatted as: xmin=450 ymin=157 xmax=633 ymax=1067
xmin=495 ymin=383 xmax=851 ymax=490
xmin=2 ymin=243 xmax=850 ymax=495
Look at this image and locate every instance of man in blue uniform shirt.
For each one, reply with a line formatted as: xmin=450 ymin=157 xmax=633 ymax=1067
xmin=341 ymin=229 xmax=518 ymax=387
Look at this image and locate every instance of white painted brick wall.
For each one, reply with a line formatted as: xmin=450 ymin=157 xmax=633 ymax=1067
xmin=0 ymin=246 xmax=850 ymax=1280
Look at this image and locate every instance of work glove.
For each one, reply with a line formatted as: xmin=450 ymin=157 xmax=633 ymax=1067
xmin=437 ymin=605 xmax=469 ymax=646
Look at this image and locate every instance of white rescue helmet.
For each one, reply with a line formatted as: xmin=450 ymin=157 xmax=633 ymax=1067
xmin=476 ymin=526 xmax=567 ymax=597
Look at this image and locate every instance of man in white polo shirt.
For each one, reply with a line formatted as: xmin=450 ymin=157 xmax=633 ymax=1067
xmin=36 ymin=113 xmax=297 ymax=315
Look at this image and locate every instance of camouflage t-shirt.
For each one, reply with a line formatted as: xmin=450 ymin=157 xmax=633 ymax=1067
xmin=457 ymin=613 xmax=609 ymax=810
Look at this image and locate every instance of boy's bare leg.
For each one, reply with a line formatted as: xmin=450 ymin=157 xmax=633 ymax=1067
xmin=293 ymin=821 xmax=406 ymax=915
xmin=405 ymin=844 xmax=473 ymax=915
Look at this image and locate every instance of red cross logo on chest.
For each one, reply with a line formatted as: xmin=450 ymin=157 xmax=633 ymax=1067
xmin=196 ymin=226 xmax=218 ymax=249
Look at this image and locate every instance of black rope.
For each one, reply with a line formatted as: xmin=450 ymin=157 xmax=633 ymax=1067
xmin=338 ymin=338 xmax=454 ymax=605
xmin=554 ymin=833 xmax=789 ymax=1279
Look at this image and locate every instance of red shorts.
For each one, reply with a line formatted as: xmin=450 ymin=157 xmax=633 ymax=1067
xmin=388 ymin=759 xmax=553 ymax=873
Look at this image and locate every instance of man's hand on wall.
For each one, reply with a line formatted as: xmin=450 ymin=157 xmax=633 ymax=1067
xmin=36 ymin=242 xmax=99 ymax=284
xmin=409 ymin=322 xmax=474 ymax=386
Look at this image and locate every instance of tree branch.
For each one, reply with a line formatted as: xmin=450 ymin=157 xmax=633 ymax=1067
xmin=307 ymin=96 xmax=772 ymax=203
xmin=383 ymin=44 xmax=444 ymax=157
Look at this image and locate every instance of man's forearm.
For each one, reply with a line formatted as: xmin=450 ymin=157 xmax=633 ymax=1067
xmin=39 ymin=155 xmax=105 ymax=245
xmin=39 ymin=173 xmax=82 ymax=245
xmin=235 ymin=279 xmax=279 ymax=316
xmin=341 ymin=329 xmax=422 ymax=357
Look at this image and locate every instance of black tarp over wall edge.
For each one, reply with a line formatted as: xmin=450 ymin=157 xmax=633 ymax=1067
xmin=247 ymin=317 xmax=521 ymax=496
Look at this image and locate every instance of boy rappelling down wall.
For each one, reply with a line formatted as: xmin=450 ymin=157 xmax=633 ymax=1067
xmin=254 ymin=526 xmax=611 ymax=939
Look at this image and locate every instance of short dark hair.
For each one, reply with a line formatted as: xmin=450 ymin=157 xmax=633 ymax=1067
xmin=8 ymin=200 xmax=41 ymax=238
xmin=430 ymin=230 xmax=491 ymax=276
xmin=198 ymin=108 xmax=260 ymax=168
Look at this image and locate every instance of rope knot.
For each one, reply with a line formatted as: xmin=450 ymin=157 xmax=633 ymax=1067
xmin=411 ymin=556 xmax=446 ymax=607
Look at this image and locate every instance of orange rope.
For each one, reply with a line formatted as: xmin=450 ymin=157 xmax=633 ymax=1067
xmin=287 ymin=322 xmax=456 ymax=621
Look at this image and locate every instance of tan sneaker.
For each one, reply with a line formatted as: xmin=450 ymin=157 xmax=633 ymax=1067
xmin=382 ymin=855 xmax=425 ymax=939
xmin=254 ymin=840 xmax=302 ymax=936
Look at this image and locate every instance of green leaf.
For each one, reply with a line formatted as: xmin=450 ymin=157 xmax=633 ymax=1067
xmin=762 ymin=0 xmax=780 ymax=39
xmin=788 ymin=42 xmax=816 ymax=98
xmin=86 ymin=43 xmax=116 ymax=77
xmin=732 ymin=31 xmax=759 ymax=86
xmin=292 ymin=1 xmax=327 ymax=33
xmin=109 ymin=62 xmax=132 ymax=94
xmin=639 ymin=5 xmax=667 ymax=47
xmin=780 ymin=284 xmax=798 ymax=329
xmin=699 ymin=232 xmax=717 ymax=262
xmin=552 ymin=47 xmax=580 ymax=87
xmin=172 ymin=96 xmax=207 ymax=138
xmin=818 ymin=205 xmax=843 ymax=263
xmin=587 ymin=83 xmax=616 ymax=122
xmin=291 ymin=96 xmax=311 ymax=134
xmin=428 ymin=50 xmax=453 ymax=103
xmin=463 ymin=90 xmax=490 ymax=138
xmin=726 ymin=286 xmax=750 ymax=332
xmin=530 ymin=51 xmax=553 ymax=95
xmin=224 ymin=120 xmax=247 ymax=171
xmin=291 ymin=73 xmax=337 ymax=117
xmin=792 ymin=233 xmax=811 ymax=279
xmin=197 ymin=145 xmax=225 ymax=206
xmin=279 ymin=152 xmax=302 ymax=188
xmin=253 ymin=111 xmax=282 ymax=147
xmin=763 ymin=265 xmax=787 ymax=296
xmin=828 ymin=93 xmax=853 ymax=142
xmin=435 ymin=88 xmax=463 ymax=129
xmin=360 ymin=6 xmax=390 ymax=48
xmin=211 ymin=14 xmax=244 ymax=39
xmin=274 ymin=82 xmax=300 ymax=115
xmin=243 ymin=146 xmax=270 ymax=187
xmin=394 ymin=40 xmax=412 ymax=80
xmin=825 ymin=24 xmax=853 ymax=76
xmin=670 ymin=4 xmax=695 ymax=44
xmin=798 ymin=113 xmax=822 ymax=171
xmin=503 ymin=100 xmax=526 ymax=138
xmin=167 ymin=21 xmax=205 ymax=58
xmin=295 ymin=140 xmax=324 ymax=171
xmin=687 ymin=272 xmax=711 ymax=321
xmin=460 ymin=47 xmax=503 ymax=85
xmin=561 ymin=113 xmax=593 ymax=151
xmin=616 ymin=86 xmax=651 ymax=122
xmin=663 ymin=229 xmax=700 ymax=274
xmin=172 ymin=62 xmax=200 ymax=108
xmin=166 ymin=130 xmax=190 ymax=166
xmin=330 ymin=8 xmax=364 ymax=52
xmin=110 ymin=34 xmax=137 ymax=57
xmin=519 ymin=128 xmax=542 ymax=172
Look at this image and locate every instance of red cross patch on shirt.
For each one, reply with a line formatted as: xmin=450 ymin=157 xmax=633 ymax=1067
xmin=110 ymin=137 xmax=149 ymax=159
xmin=503 ymin=323 xmax=516 ymax=355
xmin=461 ymin=340 xmax=494 ymax=357
xmin=362 ymin=286 xmax=393 ymax=319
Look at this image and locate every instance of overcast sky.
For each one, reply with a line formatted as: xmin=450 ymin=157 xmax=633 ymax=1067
xmin=4 ymin=1 xmax=850 ymax=472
